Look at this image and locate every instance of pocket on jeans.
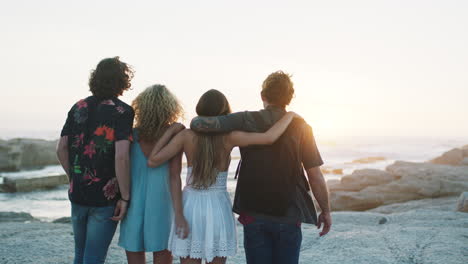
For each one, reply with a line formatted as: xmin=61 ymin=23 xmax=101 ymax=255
xmin=280 ymin=223 xmax=301 ymax=245
xmin=91 ymin=206 xmax=115 ymax=223
xmin=244 ymin=222 xmax=265 ymax=248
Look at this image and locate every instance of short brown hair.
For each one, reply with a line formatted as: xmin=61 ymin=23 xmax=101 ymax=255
xmin=89 ymin=57 xmax=134 ymax=99
xmin=261 ymin=71 xmax=294 ymax=107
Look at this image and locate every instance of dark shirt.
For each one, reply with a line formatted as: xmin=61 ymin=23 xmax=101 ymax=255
xmin=195 ymin=106 xmax=323 ymax=224
xmin=61 ymin=96 xmax=134 ymax=207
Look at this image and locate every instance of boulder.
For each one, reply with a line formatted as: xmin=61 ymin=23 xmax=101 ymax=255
xmin=327 ymin=179 xmax=360 ymax=192
xmin=430 ymin=148 xmax=463 ymax=165
xmin=456 ymin=192 xmax=468 ymax=213
xmin=330 ymin=191 xmax=383 ymax=211
xmin=462 ymin=145 xmax=468 ymax=156
xmin=0 ymin=212 xmax=36 ymax=222
xmin=387 ymin=160 xmax=467 ymax=179
xmin=368 ymin=196 xmax=459 ymax=214
xmin=3 ymin=174 xmax=68 ymax=192
xmin=461 ymin=157 xmax=468 ymax=166
xmin=340 ymin=169 xmax=397 ymax=191
xmin=53 ymin=217 xmax=71 ymax=223
xmin=0 ymin=138 xmax=59 ymax=172
xmin=331 ymin=161 xmax=468 ymax=211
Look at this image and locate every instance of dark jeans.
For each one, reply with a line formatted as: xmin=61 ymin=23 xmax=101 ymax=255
xmin=243 ymin=218 xmax=302 ymax=264
xmin=71 ymin=203 xmax=118 ymax=264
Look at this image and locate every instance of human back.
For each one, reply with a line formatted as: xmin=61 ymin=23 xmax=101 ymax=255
xmin=148 ymin=88 xmax=298 ymax=264
xmin=118 ymin=84 xmax=183 ymax=264
xmin=57 ymin=57 xmax=135 ymax=264
xmin=186 ymin=89 xmax=233 ymax=189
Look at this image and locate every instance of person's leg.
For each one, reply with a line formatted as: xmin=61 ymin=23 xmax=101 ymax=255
xmin=152 ymin=250 xmax=172 ymax=264
xmin=125 ymin=251 xmax=145 ymax=264
xmin=207 ymin=257 xmax=227 ymax=264
xmin=243 ymin=220 xmax=273 ymax=264
xmin=180 ymin=257 xmax=202 ymax=264
xmin=272 ymin=223 xmax=302 ymax=264
xmin=83 ymin=205 xmax=118 ymax=264
xmin=71 ymin=203 xmax=89 ymax=264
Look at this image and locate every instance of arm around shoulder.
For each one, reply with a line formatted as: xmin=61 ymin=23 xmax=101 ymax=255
xmin=227 ymin=112 xmax=297 ymax=147
xmin=147 ymin=129 xmax=187 ymax=168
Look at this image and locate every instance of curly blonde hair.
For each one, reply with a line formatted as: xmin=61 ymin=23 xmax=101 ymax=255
xmin=132 ymin=84 xmax=183 ymax=142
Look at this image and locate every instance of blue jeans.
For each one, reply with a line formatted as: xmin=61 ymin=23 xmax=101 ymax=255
xmin=243 ymin=219 xmax=302 ymax=264
xmin=71 ymin=203 xmax=118 ymax=264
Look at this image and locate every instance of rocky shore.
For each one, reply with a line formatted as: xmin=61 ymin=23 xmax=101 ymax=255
xmin=1 ymin=144 xmax=467 ymax=263
xmin=1 ymin=195 xmax=467 ymax=264
xmin=0 ymin=138 xmax=59 ymax=172
xmin=328 ymin=145 xmax=468 ymax=212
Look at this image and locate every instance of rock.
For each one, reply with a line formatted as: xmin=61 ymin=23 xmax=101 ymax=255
xmin=327 ymin=179 xmax=361 ymax=192
xmin=330 ymin=191 xmax=384 ymax=211
xmin=0 ymin=138 xmax=59 ymax=172
xmin=456 ymin=192 xmax=468 ymax=213
xmin=461 ymin=157 xmax=468 ymax=165
xmin=0 ymin=183 xmax=7 ymax=192
xmin=378 ymin=217 xmax=388 ymax=224
xmin=331 ymin=161 xmax=468 ymax=211
xmin=340 ymin=169 xmax=397 ymax=191
xmin=53 ymin=217 xmax=71 ymax=223
xmin=430 ymin=148 xmax=464 ymax=165
xmin=462 ymin=145 xmax=468 ymax=156
xmin=386 ymin=161 xmax=468 ymax=196
xmin=351 ymin=156 xmax=386 ymax=164
xmin=0 ymin=212 xmax=36 ymax=222
xmin=3 ymin=174 xmax=68 ymax=192
xmin=368 ymin=196 xmax=459 ymax=214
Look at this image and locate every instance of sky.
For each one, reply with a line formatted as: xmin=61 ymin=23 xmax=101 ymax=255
xmin=1 ymin=0 xmax=467 ymax=141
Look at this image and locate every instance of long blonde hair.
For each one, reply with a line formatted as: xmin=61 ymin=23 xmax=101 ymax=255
xmin=132 ymin=84 xmax=183 ymax=142
xmin=192 ymin=89 xmax=232 ymax=189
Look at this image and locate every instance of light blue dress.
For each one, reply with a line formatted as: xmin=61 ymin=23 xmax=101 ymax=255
xmin=118 ymin=130 xmax=173 ymax=252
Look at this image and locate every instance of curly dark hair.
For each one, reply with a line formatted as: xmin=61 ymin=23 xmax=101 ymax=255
xmin=261 ymin=71 xmax=295 ymax=107
xmin=88 ymin=57 xmax=134 ymax=99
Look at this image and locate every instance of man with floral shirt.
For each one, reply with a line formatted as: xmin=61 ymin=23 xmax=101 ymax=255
xmin=56 ymin=57 xmax=135 ymax=264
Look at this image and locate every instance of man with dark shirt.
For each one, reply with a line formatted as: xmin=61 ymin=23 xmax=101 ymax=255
xmin=190 ymin=71 xmax=331 ymax=264
xmin=56 ymin=57 xmax=134 ymax=264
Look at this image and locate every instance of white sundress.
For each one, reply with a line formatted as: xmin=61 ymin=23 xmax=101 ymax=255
xmin=169 ymin=167 xmax=237 ymax=262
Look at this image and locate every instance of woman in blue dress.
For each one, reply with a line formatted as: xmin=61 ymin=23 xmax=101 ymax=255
xmin=119 ymin=84 xmax=184 ymax=264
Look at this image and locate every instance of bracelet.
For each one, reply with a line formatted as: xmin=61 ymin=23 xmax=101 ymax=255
xmin=120 ymin=197 xmax=130 ymax=203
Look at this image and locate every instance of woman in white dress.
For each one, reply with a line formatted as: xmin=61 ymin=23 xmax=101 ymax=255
xmin=148 ymin=89 xmax=299 ymax=264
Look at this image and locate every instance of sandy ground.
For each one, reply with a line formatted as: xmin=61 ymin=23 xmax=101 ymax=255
xmin=1 ymin=198 xmax=467 ymax=264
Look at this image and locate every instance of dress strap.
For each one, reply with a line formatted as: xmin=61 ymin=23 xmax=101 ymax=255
xmin=132 ymin=128 xmax=139 ymax=142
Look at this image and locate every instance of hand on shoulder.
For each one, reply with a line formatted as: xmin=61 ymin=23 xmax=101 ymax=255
xmin=169 ymin=122 xmax=186 ymax=133
xmin=287 ymin=111 xmax=303 ymax=120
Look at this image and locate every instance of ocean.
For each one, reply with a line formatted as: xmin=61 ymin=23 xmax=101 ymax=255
xmin=1 ymin=132 xmax=466 ymax=221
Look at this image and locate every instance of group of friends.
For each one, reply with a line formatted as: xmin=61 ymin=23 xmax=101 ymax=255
xmin=56 ymin=57 xmax=332 ymax=264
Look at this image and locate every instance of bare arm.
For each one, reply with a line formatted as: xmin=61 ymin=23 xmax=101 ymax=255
xmin=305 ymin=166 xmax=332 ymax=236
xmin=169 ymin=152 xmax=189 ymax=239
xmin=147 ymin=130 xmax=186 ymax=168
xmin=56 ymin=136 xmax=70 ymax=181
xmin=111 ymin=140 xmax=131 ymax=221
xmin=149 ymin=123 xmax=185 ymax=160
xmin=227 ymin=112 xmax=297 ymax=147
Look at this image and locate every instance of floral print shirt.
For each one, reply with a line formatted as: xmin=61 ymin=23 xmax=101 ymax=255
xmin=61 ymin=96 xmax=134 ymax=206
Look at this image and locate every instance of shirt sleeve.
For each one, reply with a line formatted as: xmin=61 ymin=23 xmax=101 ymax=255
xmin=115 ymin=108 xmax=135 ymax=142
xmin=301 ymin=124 xmax=324 ymax=169
xmin=60 ymin=107 xmax=75 ymax=137
xmin=217 ymin=111 xmax=257 ymax=132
